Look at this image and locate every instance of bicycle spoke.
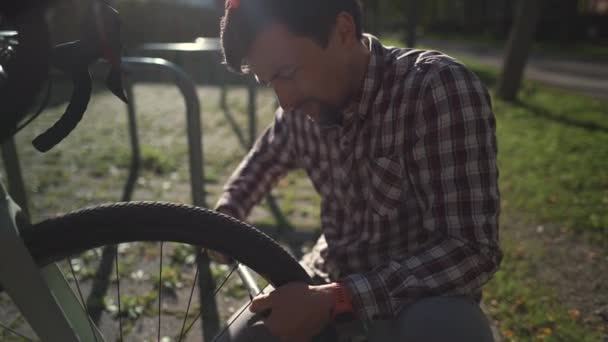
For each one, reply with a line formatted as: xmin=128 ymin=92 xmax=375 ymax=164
xmin=0 ymin=321 xmax=35 ymax=341
xmin=181 ymin=263 xmax=240 ymax=338
xmin=158 ymin=241 xmax=164 ymax=342
xmin=178 ymin=251 xmax=200 ymax=342
xmin=114 ymin=245 xmax=123 ymax=342
xmin=67 ymin=259 xmax=100 ymax=342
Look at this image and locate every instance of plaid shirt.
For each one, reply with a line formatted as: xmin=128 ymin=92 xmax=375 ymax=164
xmin=216 ymin=35 xmax=502 ymax=321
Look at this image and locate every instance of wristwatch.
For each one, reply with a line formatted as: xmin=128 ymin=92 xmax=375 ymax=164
xmin=330 ymin=282 xmax=355 ymax=323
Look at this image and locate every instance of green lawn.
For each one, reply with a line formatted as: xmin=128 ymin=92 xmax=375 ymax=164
xmin=483 ymin=234 xmax=601 ymax=341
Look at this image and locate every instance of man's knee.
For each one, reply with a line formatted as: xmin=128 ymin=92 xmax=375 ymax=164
xmin=368 ymin=296 xmax=495 ymax=342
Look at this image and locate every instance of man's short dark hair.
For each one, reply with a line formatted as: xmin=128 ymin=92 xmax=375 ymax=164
xmin=220 ymin=0 xmax=363 ymax=74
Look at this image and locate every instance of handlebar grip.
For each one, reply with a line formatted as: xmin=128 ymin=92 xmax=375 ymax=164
xmin=32 ymin=70 xmax=92 ymax=152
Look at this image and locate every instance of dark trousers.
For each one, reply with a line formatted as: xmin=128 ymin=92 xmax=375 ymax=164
xmin=213 ymin=288 xmax=495 ymax=342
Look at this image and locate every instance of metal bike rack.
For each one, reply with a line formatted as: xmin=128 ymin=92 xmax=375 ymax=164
xmin=121 ymin=57 xmax=207 ymax=207
xmin=130 ymin=41 xmax=291 ymax=237
xmin=118 ymin=57 xmax=223 ymax=339
xmin=132 ymin=38 xmax=259 ymax=148
xmin=119 ymin=57 xmax=262 ymax=339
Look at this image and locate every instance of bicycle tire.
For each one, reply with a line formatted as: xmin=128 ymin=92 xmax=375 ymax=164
xmin=19 ymin=201 xmax=312 ymax=287
xmin=6 ymin=202 xmax=340 ymax=341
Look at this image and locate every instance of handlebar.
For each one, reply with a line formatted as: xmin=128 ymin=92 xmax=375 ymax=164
xmin=0 ymin=1 xmax=127 ymax=151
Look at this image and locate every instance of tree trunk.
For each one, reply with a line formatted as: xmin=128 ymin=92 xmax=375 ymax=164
xmin=406 ymin=0 xmax=418 ymax=47
xmin=364 ymin=0 xmax=380 ymax=34
xmin=497 ymin=0 xmax=542 ymax=102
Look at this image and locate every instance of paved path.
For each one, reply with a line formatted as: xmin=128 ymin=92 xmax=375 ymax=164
xmin=421 ymin=38 xmax=608 ymax=101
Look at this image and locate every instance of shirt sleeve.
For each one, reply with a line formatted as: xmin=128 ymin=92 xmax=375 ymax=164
xmin=342 ymin=63 xmax=503 ymax=321
xmin=215 ymin=107 xmax=298 ymax=220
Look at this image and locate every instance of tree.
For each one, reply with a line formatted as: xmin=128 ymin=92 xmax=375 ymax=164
xmin=405 ymin=0 xmax=417 ymax=47
xmin=362 ymin=0 xmax=380 ymax=34
xmin=497 ymin=0 xmax=543 ymax=101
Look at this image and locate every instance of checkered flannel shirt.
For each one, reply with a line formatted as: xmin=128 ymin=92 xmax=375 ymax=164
xmin=215 ymin=34 xmax=503 ymax=321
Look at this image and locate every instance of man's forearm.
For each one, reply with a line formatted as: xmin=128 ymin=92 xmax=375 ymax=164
xmin=214 ymin=108 xmax=297 ymax=220
xmin=342 ymin=236 xmax=502 ymax=321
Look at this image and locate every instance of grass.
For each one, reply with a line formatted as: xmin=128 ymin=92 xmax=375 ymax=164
xmin=484 ymin=239 xmax=603 ymax=341
xmin=494 ymin=89 xmax=608 ymax=240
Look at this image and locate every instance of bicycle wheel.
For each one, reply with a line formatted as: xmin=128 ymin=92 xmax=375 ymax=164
xmin=2 ymin=201 xmax=321 ymax=341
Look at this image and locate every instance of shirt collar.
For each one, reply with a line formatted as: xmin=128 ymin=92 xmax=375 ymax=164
xmin=343 ymin=34 xmax=385 ymax=123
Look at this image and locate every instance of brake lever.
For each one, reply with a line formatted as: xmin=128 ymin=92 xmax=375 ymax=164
xmin=86 ymin=2 xmax=128 ymax=103
xmin=106 ymin=62 xmax=128 ymax=103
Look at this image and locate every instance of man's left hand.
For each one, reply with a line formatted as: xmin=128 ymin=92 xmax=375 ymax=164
xmin=250 ymin=282 xmax=336 ymax=341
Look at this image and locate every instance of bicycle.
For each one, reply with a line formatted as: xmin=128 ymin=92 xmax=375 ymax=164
xmin=0 ymin=1 xmax=335 ymax=341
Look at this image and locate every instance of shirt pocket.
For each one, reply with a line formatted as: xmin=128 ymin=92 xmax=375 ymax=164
xmin=365 ymin=156 xmax=403 ymax=217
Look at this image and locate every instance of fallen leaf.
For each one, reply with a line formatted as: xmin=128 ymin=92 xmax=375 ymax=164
xmin=586 ymin=251 xmax=598 ymax=261
xmin=568 ymin=309 xmax=581 ymax=320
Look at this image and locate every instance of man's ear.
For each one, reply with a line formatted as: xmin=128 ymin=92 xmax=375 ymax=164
xmin=332 ymin=11 xmax=358 ymax=47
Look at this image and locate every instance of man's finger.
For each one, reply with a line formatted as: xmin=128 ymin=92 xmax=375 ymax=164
xmin=250 ymin=293 xmax=272 ymax=312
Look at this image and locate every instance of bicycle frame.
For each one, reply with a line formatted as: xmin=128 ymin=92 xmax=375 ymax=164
xmin=0 ymin=181 xmax=106 ymax=341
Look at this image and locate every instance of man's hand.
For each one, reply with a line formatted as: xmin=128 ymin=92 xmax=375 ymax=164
xmin=250 ymin=282 xmax=335 ymax=342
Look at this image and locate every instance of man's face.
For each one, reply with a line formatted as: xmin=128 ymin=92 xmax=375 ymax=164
xmin=246 ymin=22 xmax=349 ymax=123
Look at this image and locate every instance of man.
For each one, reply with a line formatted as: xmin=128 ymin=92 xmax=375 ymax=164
xmin=212 ymin=0 xmax=502 ymax=341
